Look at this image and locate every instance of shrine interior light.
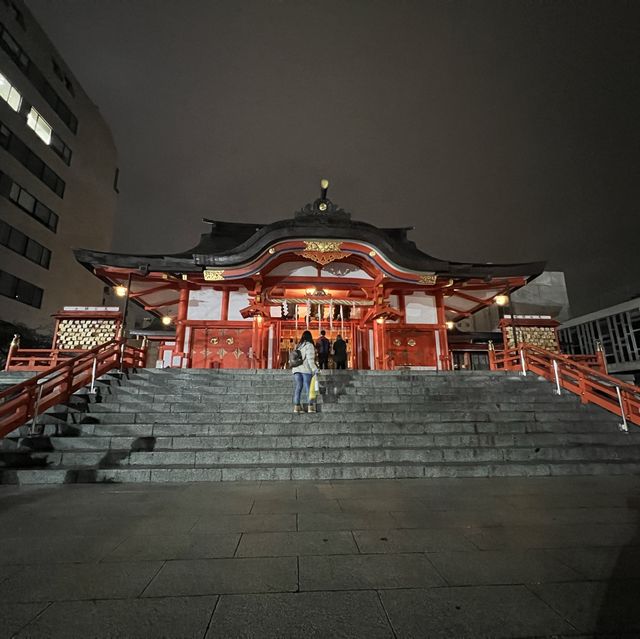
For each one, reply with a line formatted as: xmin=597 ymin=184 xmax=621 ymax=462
xmin=446 ymin=321 xmax=455 ymax=330
xmin=114 ymin=285 xmax=127 ymax=297
xmin=161 ymin=316 xmax=172 ymax=326
xmin=494 ymin=294 xmax=509 ymax=306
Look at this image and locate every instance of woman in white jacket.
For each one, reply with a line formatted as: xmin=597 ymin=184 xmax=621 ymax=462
xmin=292 ymin=330 xmax=317 ymax=413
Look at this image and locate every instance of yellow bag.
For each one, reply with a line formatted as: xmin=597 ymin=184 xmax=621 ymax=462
xmin=308 ymin=374 xmax=318 ymax=401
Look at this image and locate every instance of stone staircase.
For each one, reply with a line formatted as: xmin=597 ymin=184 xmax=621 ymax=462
xmin=1 ymin=368 xmax=639 ymax=484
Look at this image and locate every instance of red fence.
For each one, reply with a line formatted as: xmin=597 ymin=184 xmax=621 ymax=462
xmin=489 ymin=343 xmax=640 ymax=428
xmin=0 ymin=339 xmax=147 ymax=438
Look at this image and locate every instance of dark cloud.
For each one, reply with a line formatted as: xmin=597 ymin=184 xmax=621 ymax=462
xmin=27 ymin=0 xmax=640 ymax=314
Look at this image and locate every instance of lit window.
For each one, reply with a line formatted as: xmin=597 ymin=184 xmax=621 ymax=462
xmin=27 ymin=107 xmax=52 ymax=145
xmin=0 ymin=70 xmax=22 ymax=111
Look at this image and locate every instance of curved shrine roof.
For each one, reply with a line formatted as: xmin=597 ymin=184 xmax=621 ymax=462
xmin=75 ymin=194 xmax=545 ymax=280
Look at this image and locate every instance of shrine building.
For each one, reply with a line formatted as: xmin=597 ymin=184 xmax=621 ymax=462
xmin=74 ymin=182 xmax=545 ymax=370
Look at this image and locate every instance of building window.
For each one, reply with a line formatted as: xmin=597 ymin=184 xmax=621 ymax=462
xmin=0 ymin=121 xmax=65 ymax=196
xmin=27 ymin=106 xmax=52 ymax=144
xmin=0 ymin=172 xmax=59 ymax=232
xmin=0 ymin=22 xmax=78 ymax=134
xmin=0 ymin=69 xmax=21 ymax=111
xmin=0 ymin=269 xmax=43 ymax=308
xmin=0 ymin=219 xmax=51 ymax=268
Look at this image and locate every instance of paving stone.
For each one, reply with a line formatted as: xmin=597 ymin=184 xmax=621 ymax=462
xmin=546 ymin=546 xmax=640 ymax=580
xmin=0 ymin=561 xmax=163 ymax=602
xmin=236 ymin=531 xmax=357 ymax=557
xmin=298 ymin=512 xmax=397 ymax=531
xmin=380 ymin=585 xmax=574 ymax=638
xmin=143 ymin=557 xmax=297 ymax=596
xmin=15 ymin=596 xmax=218 ymax=639
xmin=338 ymin=498 xmax=427 ymax=512
xmin=191 ymin=514 xmax=296 ymax=534
xmin=427 ymin=549 xmax=582 ymax=585
xmin=250 ymin=498 xmax=342 ymax=513
xmin=300 ymin=553 xmax=445 ymax=590
xmin=0 ymin=534 xmax=124 ymax=564
xmin=103 ymin=533 xmax=240 ymax=561
xmin=354 ymin=528 xmax=477 ymax=553
xmin=464 ymin=522 xmax=640 ymax=550
xmin=0 ymin=602 xmax=48 ymax=639
xmin=206 ymin=591 xmax=394 ymax=638
xmin=529 ymin=580 xmax=640 ymax=634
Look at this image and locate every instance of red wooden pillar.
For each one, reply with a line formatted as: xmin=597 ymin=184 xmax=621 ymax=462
xmin=435 ymin=292 xmax=451 ymax=371
xmin=173 ymin=287 xmax=189 ymax=366
xmin=221 ymin=288 xmax=230 ymax=321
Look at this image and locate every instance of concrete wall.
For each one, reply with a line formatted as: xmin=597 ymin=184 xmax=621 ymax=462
xmin=456 ymin=271 xmax=571 ymax=333
xmin=0 ymin=0 xmax=118 ymax=336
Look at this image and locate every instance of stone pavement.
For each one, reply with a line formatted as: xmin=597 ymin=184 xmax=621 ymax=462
xmin=1 ymin=475 xmax=640 ymax=638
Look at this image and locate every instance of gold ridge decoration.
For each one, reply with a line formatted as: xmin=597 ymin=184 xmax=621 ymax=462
xmin=418 ymin=273 xmax=437 ymax=285
xmin=295 ymin=240 xmax=352 ymax=265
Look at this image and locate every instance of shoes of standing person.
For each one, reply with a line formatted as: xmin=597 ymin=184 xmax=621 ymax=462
xmin=307 ymin=404 xmax=317 ymax=413
xmin=294 ymin=404 xmax=303 ymax=413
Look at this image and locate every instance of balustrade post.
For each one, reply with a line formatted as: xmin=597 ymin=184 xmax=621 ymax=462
xmin=578 ymin=372 xmax=588 ymax=404
xmin=29 ymin=381 xmax=45 ymax=436
xmin=89 ymin=356 xmax=98 ymax=395
xmin=519 ymin=348 xmax=527 ymax=376
xmin=488 ymin=340 xmax=496 ymax=371
xmin=552 ymin=359 xmax=561 ymax=395
xmin=595 ymin=340 xmax=608 ymax=375
xmin=5 ymin=334 xmax=20 ymax=371
xmin=616 ymin=386 xmax=629 ymax=432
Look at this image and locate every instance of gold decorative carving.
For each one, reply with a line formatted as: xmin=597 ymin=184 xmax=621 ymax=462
xmin=304 ymin=241 xmax=343 ymax=253
xmin=210 ymin=337 xmax=219 ymax=345
xmin=407 ymin=338 xmax=416 ymax=346
xmin=233 ymin=347 xmax=243 ymax=359
xmin=296 ymin=241 xmax=351 ymax=265
xmin=203 ymin=269 xmax=224 ymax=281
xmin=226 ymin=337 xmax=234 ymax=345
xmin=268 ymin=247 xmax=275 ymax=254
xmin=418 ymin=274 xmax=437 ymax=285
xmin=217 ymin=348 xmax=228 ymax=358
xmin=369 ymin=250 xmax=377 ymax=257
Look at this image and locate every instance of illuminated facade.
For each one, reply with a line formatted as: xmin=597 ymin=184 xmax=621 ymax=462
xmin=75 ymin=185 xmax=545 ymax=370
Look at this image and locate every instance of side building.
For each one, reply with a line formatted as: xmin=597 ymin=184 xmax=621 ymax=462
xmin=0 ymin=0 xmax=118 ymax=336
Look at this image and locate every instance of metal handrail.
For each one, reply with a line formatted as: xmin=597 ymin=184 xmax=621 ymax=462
xmin=0 ymin=339 xmax=147 ymax=438
xmin=489 ymin=342 xmax=640 ymax=428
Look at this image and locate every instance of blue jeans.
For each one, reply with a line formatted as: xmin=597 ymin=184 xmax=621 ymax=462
xmin=293 ymin=372 xmax=312 ymax=405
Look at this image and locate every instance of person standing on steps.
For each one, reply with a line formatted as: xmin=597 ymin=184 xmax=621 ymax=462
xmin=333 ymin=334 xmax=348 ymax=369
xmin=291 ymin=330 xmax=318 ymax=413
xmin=317 ymin=330 xmax=331 ymax=369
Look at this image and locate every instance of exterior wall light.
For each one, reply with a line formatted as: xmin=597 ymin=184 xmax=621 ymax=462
xmin=494 ymin=294 xmax=509 ymax=306
xmin=114 ymin=285 xmax=127 ymax=297
xmin=161 ymin=316 xmax=172 ymax=326
xmin=446 ymin=321 xmax=455 ymax=330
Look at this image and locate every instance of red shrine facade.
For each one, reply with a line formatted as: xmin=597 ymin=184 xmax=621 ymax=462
xmin=75 ymin=183 xmax=545 ymax=371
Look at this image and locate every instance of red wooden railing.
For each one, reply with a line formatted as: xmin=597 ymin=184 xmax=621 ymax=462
xmin=489 ymin=343 xmax=640 ymax=428
xmin=0 ymin=339 xmax=147 ymax=438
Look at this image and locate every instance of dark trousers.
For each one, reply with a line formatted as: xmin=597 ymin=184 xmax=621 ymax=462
xmin=318 ymin=355 xmax=329 ymax=369
xmin=335 ymin=360 xmax=346 ymax=370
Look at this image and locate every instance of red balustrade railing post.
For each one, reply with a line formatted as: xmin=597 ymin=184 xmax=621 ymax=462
xmin=578 ymin=370 xmax=588 ymax=404
xmin=519 ymin=347 xmax=527 ymax=376
xmin=595 ymin=340 xmax=608 ymax=375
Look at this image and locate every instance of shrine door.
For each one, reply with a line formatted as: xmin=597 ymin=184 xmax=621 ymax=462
xmin=386 ymin=329 xmax=438 ymax=368
xmin=190 ymin=327 xmax=252 ymax=368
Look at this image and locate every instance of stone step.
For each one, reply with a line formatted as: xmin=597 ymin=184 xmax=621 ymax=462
xmin=3 ymin=459 xmax=640 ymax=484
xmin=89 ymin=400 xmax=587 ymax=416
xmin=7 ymin=430 xmax=638 ymax=452
xmin=62 ymin=418 xmax=627 ymax=438
xmin=4 ymin=443 xmax=640 ymax=469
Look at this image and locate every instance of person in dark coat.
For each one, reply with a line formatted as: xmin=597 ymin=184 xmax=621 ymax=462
xmin=333 ymin=334 xmax=348 ymax=369
xmin=316 ymin=330 xmax=330 ymax=369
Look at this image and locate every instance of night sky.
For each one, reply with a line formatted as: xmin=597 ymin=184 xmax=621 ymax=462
xmin=27 ymin=0 xmax=640 ymax=316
